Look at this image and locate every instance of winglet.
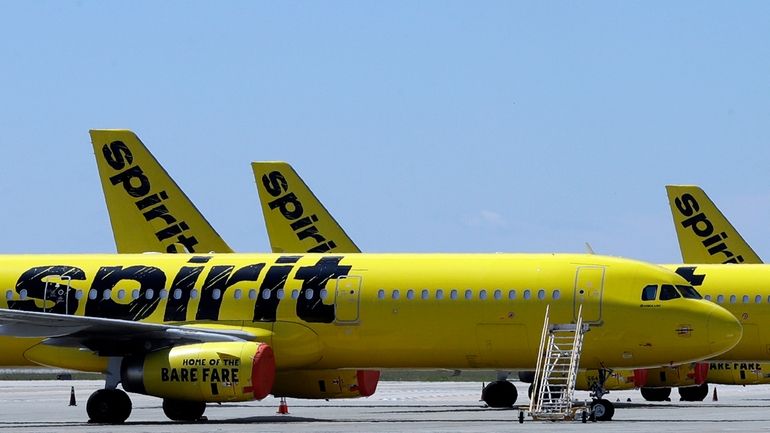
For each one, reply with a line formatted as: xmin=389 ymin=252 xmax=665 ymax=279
xmin=665 ymin=185 xmax=761 ymax=264
xmin=90 ymin=130 xmax=233 ymax=253
xmin=252 ymin=162 xmax=360 ymax=253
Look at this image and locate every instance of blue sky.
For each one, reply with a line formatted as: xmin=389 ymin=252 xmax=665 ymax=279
xmin=0 ymin=1 xmax=769 ymax=263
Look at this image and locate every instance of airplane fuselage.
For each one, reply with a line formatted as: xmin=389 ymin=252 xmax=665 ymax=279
xmin=0 ymin=253 xmax=739 ymax=372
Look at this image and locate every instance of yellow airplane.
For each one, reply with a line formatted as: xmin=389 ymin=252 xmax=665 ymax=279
xmin=0 ymin=133 xmax=742 ymax=424
xmin=646 ymin=186 xmax=769 ymax=399
xmin=633 ymin=186 xmax=768 ymax=401
xmin=89 ymin=130 xmax=379 ymax=404
xmin=555 ymin=185 xmax=770 ymax=403
xmin=0 ymin=253 xmax=739 ymax=423
xmin=251 ymin=164 xmax=770 ymax=411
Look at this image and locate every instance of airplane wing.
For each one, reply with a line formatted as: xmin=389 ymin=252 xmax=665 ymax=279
xmin=0 ymin=308 xmax=259 ymax=356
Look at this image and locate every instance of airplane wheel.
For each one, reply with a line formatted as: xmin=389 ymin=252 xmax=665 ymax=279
xmin=678 ymin=383 xmax=709 ymax=401
xmin=640 ymin=387 xmax=671 ymax=402
xmin=590 ymin=398 xmax=615 ymax=421
xmin=162 ymin=399 xmax=207 ymax=421
xmin=527 ymin=383 xmax=561 ymax=401
xmin=86 ymin=388 xmax=132 ymax=423
xmin=481 ymin=380 xmax=518 ymax=408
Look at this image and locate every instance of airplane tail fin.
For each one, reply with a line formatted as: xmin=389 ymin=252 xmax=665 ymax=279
xmin=666 ymin=185 xmax=761 ymax=264
xmin=252 ymin=162 xmax=360 ymax=253
xmin=90 ymin=130 xmax=234 ymax=253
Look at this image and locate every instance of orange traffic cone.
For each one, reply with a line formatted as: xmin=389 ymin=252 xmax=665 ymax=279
xmin=69 ymin=386 xmax=76 ymax=406
xmin=712 ymin=387 xmax=718 ymax=401
xmin=277 ymin=397 xmax=289 ymax=414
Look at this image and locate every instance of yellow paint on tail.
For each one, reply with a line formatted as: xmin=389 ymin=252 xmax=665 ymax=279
xmin=666 ymin=185 xmax=761 ymax=264
xmin=252 ymin=162 xmax=360 ymax=253
xmin=90 ymin=130 xmax=233 ymax=254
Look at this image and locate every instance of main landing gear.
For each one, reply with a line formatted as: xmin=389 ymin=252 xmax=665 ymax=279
xmin=481 ymin=380 xmax=518 ymax=408
xmin=640 ymin=387 xmax=671 ymax=402
xmin=678 ymin=383 xmax=709 ymax=402
xmin=162 ymin=399 xmax=207 ymax=421
xmin=86 ymin=388 xmax=132 ymax=424
xmin=87 ymin=358 xmax=132 ymax=424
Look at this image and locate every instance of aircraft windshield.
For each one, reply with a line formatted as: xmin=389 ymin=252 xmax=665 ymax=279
xmin=641 ymin=284 xmax=657 ymax=301
xmin=659 ymin=284 xmax=681 ymax=301
xmin=676 ymin=285 xmax=703 ymax=300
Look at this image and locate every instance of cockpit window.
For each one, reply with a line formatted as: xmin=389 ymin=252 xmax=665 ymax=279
xmin=659 ymin=284 xmax=681 ymax=301
xmin=676 ymin=285 xmax=703 ymax=300
xmin=641 ymin=285 xmax=658 ymax=301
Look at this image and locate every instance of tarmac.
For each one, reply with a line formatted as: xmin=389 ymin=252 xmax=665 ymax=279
xmin=0 ymin=380 xmax=769 ymax=432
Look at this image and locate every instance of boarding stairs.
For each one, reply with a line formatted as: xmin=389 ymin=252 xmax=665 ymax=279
xmin=528 ymin=304 xmax=588 ymax=421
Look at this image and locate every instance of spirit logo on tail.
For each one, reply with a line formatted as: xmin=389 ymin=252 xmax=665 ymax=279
xmin=673 ymin=193 xmax=744 ymax=264
xmin=261 ymin=171 xmax=337 ymax=253
xmin=102 ymin=141 xmax=200 ymax=253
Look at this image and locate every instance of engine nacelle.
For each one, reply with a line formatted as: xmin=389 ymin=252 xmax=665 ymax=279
xmin=122 ymin=342 xmax=275 ymax=402
xmin=640 ymin=362 xmax=709 ymax=388
xmin=272 ymin=369 xmax=380 ymax=399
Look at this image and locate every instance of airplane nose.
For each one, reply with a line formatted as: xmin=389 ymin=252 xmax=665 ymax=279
xmin=707 ymin=304 xmax=742 ymax=357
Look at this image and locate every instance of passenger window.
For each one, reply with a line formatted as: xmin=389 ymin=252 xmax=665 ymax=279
xmin=421 ymin=289 xmax=429 ymax=300
xmin=392 ymin=290 xmax=400 ymax=300
xmin=641 ymin=285 xmax=657 ymax=301
xmin=174 ymin=289 xmax=182 ymax=300
xmin=537 ymin=289 xmax=545 ymax=300
xmin=494 ymin=289 xmax=502 ymax=300
xmin=291 ymin=289 xmax=299 ymax=300
xmin=117 ymin=289 xmax=126 ymax=300
xmin=132 ymin=289 xmax=140 ymax=300
xmin=742 ymin=295 xmax=750 ymax=304
xmin=716 ymin=294 xmax=724 ymax=303
xmin=190 ymin=289 xmax=199 ymax=299
xmin=508 ymin=290 xmax=516 ymax=300
xmin=729 ymin=295 xmax=736 ymax=304
xmin=319 ymin=289 xmax=327 ymax=300
xmin=553 ymin=289 xmax=561 ymax=300
xmin=450 ymin=289 xmax=458 ymax=300
xmin=479 ymin=290 xmax=488 ymax=300
xmin=659 ymin=285 xmax=680 ymax=301
xmin=249 ymin=289 xmax=257 ymax=300
xmin=377 ymin=289 xmax=385 ymax=300
xmin=233 ymin=289 xmax=242 ymax=300
xmin=675 ymin=285 xmax=702 ymax=300
xmin=75 ymin=290 xmax=83 ymax=300
xmin=464 ymin=289 xmax=473 ymax=300
xmin=756 ymin=295 xmax=762 ymax=304
xmin=159 ymin=289 xmax=168 ymax=299
xmin=19 ymin=289 xmax=27 ymax=300
xmin=436 ymin=289 xmax=444 ymax=300
xmin=704 ymin=294 xmax=711 ymax=301
xmin=406 ymin=289 xmax=415 ymax=300
xmin=263 ymin=289 xmax=272 ymax=300
xmin=4 ymin=290 xmax=11 ymax=300
xmin=277 ymin=289 xmax=285 ymax=300
xmin=103 ymin=289 xmax=112 ymax=300
xmin=523 ymin=289 xmax=531 ymax=300
xmin=305 ymin=289 xmax=314 ymax=300
xmin=210 ymin=289 xmax=219 ymax=300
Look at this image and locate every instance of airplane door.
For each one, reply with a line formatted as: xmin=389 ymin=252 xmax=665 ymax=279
xmin=42 ymin=275 xmax=72 ymax=314
xmin=335 ymin=275 xmax=361 ymax=324
xmin=573 ymin=266 xmax=605 ymax=323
